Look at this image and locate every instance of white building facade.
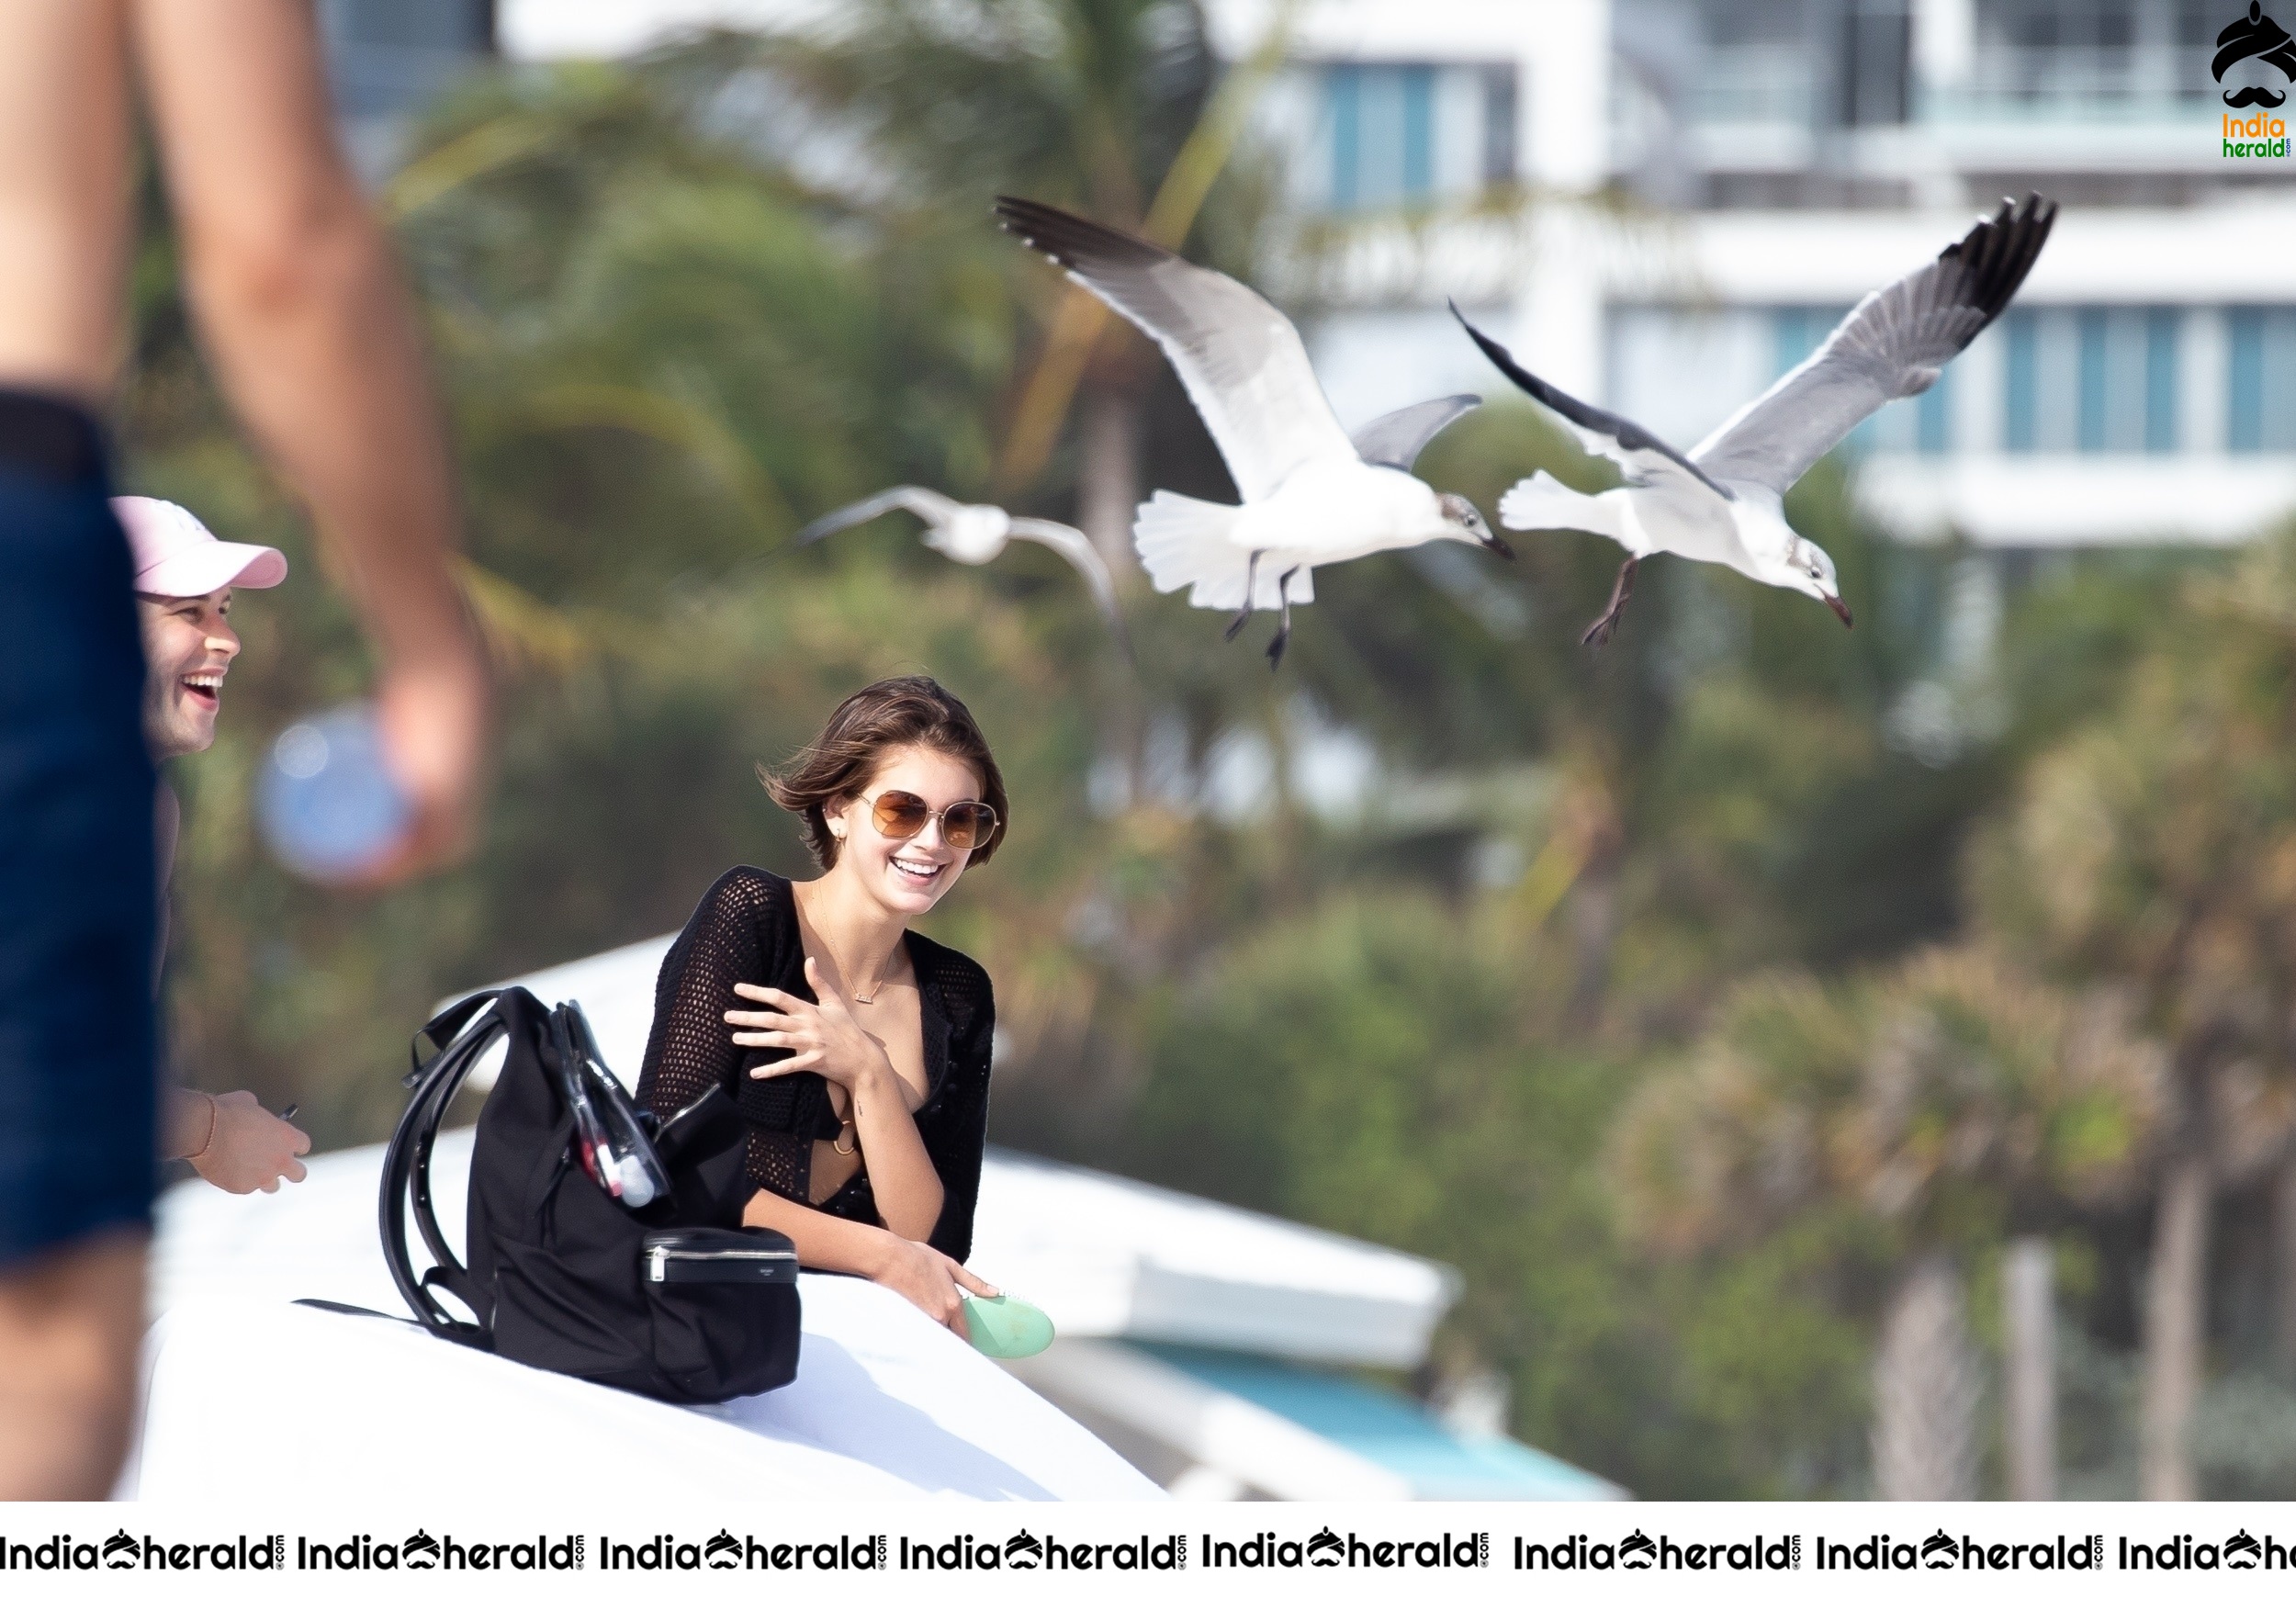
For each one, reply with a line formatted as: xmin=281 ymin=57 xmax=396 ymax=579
xmin=1213 ymin=0 xmax=2296 ymax=546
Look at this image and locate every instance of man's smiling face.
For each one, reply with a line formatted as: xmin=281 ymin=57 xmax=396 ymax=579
xmin=137 ymin=587 xmax=241 ymax=760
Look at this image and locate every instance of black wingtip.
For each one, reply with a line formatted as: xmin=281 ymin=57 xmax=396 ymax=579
xmin=1448 ymin=301 xmax=1534 ymax=393
xmin=1937 ymin=190 xmax=2058 ymax=326
xmin=993 ymin=196 xmax=1167 ymax=272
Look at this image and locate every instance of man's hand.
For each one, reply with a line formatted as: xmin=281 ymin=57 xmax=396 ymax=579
xmin=186 ymin=1091 xmax=310 ymax=1195
xmin=362 ymin=645 xmax=490 ymax=884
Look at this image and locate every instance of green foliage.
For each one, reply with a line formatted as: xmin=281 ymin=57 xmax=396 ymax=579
xmin=1112 ymin=892 xmax=1886 ymax=1494
xmin=1613 ymin=950 xmax=2163 ymax=1269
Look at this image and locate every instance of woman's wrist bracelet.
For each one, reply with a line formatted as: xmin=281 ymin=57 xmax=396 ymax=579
xmin=187 ymin=1092 xmax=218 ymax=1162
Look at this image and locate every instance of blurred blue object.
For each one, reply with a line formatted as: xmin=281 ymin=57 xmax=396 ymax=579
xmin=257 ymin=703 xmax=411 ymax=882
xmin=1138 ymin=1342 xmax=1625 ymax=1501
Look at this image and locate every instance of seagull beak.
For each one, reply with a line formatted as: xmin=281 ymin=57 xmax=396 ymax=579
xmin=1482 ymin=533 xmax=1515 ymax=560
xmin=1824 ymin=593 xmax=1853 ymax=628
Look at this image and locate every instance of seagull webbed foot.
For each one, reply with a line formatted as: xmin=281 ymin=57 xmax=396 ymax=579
xmin=1581 ymin=556 xmax=1640 ymax=649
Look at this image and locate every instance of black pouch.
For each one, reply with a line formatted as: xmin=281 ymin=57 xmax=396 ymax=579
xmin=636 ymin=1228 xmax=802 ymax=1401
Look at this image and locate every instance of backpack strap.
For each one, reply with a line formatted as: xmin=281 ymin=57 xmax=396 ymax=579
xmin=379 ymin=991 xmax=510 ymax=1346
xmin=406 ymin=988 xmax=502 ymax=1086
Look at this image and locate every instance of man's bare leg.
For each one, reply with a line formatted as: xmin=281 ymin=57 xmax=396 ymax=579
xmin=0 ymin=1230 xmax=146 ymax=1499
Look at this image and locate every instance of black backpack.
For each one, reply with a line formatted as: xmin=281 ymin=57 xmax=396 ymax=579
xmin=378 ymin=985 xmax=803 ymax=1404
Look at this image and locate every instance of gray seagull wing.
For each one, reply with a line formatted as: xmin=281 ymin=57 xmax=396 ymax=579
xmin=1350 ymin=394 xmax=1482 ymax=471
xmin=1009 ymin=517 xmax=1136 ymax=665
xmin=1450 ymin=301 xmax=1734 ymax=501
xmin=996 ymin=197 xmax=1356 ymax=502
xmin=1691 ymin=193 xmax=2058 ymax=499
xmin=795 ymin=486 xmax=960 ymax=545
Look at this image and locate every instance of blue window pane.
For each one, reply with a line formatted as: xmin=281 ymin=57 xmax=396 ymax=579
xmin=2005 ymin=310 xmax=2037 ymax=454
xmin=1773 ymin=306 xmax=1829 ymax=374
xmin=2144 ymin=309 xmax=2178 ymax=454
xmin=1327 ymin=64 xmax=1441 ymax=211
xmin=2229 ymin=309 xmax=2264 ymax=453
xmin=2076 ymin=309 xmax=2108 ymax=453
xmin=1330 ymin=67 xmax=1362 ymax=210
xmin=1917 ymin=366 xmax=1951 ymax=454
xmin=2268 ymin=311 xmax=2296 ymax=451
xmin=1773 ymin=308 xmax=1804 ymax=375
xmin=1401 ymin=67 xmax=1434 ymax=199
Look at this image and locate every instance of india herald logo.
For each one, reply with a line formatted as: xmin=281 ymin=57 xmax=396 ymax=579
xmin=2217 ymin=3 xmax=2296 ymax=107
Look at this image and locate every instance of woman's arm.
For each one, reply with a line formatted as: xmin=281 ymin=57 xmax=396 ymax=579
xmin=638 ymin=870 xmax=816 ymax=1201
xmin=741 ymin=1184 xmax=995 ymax=1335
xmin=728 ymin=956 xmax=945 ymax=1242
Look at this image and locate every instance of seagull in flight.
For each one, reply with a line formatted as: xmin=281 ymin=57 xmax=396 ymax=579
xmin=797 ymin=486 xmax=1132 ymax=660
xmin=1458 ymin=193 xmax=2058 ymax=647
xmin=994 ymin=197 xmax=1510 ymax=668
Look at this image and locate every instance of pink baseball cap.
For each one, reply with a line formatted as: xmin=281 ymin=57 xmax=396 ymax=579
xmin=113 ymin=496 xmax=288 ymax=598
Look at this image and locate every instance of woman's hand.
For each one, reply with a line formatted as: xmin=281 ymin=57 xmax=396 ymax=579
xmin=726 ymin=957 xmax=903 ymax=1101
xmin=867 ymin=1234 xmax=1000 ymax=1338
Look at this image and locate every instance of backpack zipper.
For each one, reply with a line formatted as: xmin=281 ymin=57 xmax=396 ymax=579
xmin=646 ymin=1245 xmax=796 ymax=1282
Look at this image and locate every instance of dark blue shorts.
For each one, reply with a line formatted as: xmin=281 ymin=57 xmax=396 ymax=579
xmin=0 ymin=395 xmax=156 ymax=1268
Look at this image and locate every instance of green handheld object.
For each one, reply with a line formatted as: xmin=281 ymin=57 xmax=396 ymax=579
xmin=962 ymin=1294 xmax=1054 ymax=1359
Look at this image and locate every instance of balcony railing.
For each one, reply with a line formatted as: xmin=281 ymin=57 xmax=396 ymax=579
xmin=1960 ymin=43 xmax=2212 ymax=112
xmin=1684 ymin=46 xmax=1818 ymax=126
xmin=1678 ymin=41 xmax=2212 ymax=128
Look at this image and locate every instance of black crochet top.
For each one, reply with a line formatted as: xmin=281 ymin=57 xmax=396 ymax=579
xmin=635 ymin=866 xmax=995 ymax=1262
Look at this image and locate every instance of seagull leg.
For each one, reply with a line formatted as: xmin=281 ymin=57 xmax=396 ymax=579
xmin=1581 ymin=557 xmax=1640 ymax=648
xmin=1224 ymin=550 xmax=1265 ymax=642
xmin=1266 ymin=566 xmax=1302 ymax=669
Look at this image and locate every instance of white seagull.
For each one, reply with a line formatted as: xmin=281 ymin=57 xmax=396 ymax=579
xmin=995 ymin=197 xmax=1509 ymax=668
xmin=1458 ymin=192 xmax=2058 ymax=647
xmin=797 ymin=486 xmax=1133 ymax=660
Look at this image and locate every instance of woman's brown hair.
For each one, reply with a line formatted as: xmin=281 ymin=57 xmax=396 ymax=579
xmin=760 ymin=675 xmax=1008 ymax=869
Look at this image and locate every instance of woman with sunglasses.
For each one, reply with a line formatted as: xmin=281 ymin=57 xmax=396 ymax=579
xmin=636 ymin=676 xmax=1009 ymax=1336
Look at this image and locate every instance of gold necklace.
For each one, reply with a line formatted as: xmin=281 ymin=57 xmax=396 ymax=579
xmin=813 ymin=916 xmax=894 ymax=1006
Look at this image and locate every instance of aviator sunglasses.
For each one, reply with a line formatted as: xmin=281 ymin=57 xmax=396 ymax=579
xmin=870 ymin=789 xmax=1001 ymax=851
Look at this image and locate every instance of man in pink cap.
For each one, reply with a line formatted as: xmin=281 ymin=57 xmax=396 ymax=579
xmin=116 ymin=496 xmax=310 ymax=1197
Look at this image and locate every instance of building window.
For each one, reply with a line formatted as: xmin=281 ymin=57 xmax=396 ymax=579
xmin=1481 ymin=65 xmax=1518 ymax=187
xmin=2229 ymin=309 xmax=2296 ymax=453
xmin=2007 ymin=307 xmax=2178 ymax=453
xmin=2005 ymin=311 xmax=2037 ymax=451
xmin=2145 ymin=310 xmax=2178 ymax=451
xmin=1329 ymin=65 xmax=1435 ymax=210
xmin=1840 ymin=0 xmax=1913 ymax=126
xmin=1774 ymin=307 xmax=1949 ymax=454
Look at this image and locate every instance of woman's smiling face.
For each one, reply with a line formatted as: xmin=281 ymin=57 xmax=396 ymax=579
xmin=825 ymin=744 xmax=983 ymax=917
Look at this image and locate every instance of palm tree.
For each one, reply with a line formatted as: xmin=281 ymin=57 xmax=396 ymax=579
xmin=1964 ymin=528 xmax=2296 ymax=1498
xmin=735 ymin=0 xmax=1255 ymax=560
xmin=1610 ymin=948 xmax=2164 ymax=1497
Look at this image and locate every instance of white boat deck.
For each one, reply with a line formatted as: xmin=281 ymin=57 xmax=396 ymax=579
xmin=132 ymin=1131 xmax=1159 ymax=1503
